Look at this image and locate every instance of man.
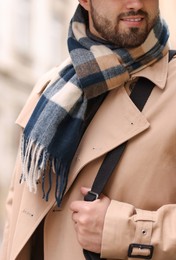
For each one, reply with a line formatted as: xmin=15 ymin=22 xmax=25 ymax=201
xmin=1 ymin=0 xmax=176 ymax=259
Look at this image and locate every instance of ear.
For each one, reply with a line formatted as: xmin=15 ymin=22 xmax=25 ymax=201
xmin=78 ymin=0 xmax=91 ymax=11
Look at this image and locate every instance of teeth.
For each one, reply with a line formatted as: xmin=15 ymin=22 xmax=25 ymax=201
xmin=125 ymin=18 xmax=142 ymax=22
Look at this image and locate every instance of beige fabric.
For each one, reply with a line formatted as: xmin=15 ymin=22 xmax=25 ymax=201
xmin=1 ymin=54 xmax=176 ymax=260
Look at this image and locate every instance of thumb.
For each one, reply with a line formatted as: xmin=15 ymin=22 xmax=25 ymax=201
xmin=80 ymin=186 xmax=91 ymax=196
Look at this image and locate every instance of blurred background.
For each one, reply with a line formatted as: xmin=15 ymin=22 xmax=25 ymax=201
xmin=0 ymin=0 xmax=175 ymax=244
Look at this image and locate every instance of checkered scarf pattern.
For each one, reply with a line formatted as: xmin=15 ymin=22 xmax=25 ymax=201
xmin=21 ymin=5 xmax=169 ymax=206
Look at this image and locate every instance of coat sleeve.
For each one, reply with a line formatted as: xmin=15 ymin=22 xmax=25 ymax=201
xmin=101 ymin=200 xmax=176 ymax=259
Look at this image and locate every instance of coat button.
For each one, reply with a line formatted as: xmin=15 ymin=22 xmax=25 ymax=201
xmin=142 ymin=229 xmax=147 ymax=235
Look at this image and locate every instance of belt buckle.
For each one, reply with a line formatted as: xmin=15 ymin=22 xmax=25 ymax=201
xmin=128 ymin=243 xmax=154 ymax=259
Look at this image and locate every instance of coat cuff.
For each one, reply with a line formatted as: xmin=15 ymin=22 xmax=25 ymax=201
xmin=101 ymin=200 xmax=156 ymax=259
xmin=101 ymin=200 xmax=136 ymax=259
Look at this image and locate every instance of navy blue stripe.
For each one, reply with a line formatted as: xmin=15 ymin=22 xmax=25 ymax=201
xmin=60 ymin=64 xmax=75 ymax=82
xmin=158 ymin=25 xmax=169 ymax=46
xmin=79 ymin=66 xmax=126 ymax=88
xmin=79 ymin=71 xmax=105 ymax=88
xmin=24 ymin=95 xmax=49 ymax=137
xmin=48 ymin=115 xmax=83 ymax=164
xmin=68 ymin=37 xmax=85 ymax=52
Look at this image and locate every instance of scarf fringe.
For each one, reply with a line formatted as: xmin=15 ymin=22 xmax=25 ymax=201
xmin=20 ymin=136 xmax=69 ymax=206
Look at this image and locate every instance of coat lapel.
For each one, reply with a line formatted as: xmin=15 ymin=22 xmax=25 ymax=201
xmin=66 ymin=86 xmax=150 ymax=191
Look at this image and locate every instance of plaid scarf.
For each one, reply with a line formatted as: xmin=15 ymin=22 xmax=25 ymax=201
xmin=21 ymin=5 xmax=169 ymax=206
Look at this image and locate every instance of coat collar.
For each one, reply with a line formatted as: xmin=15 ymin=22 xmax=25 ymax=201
xmin=131 ymin=53 xmax=168 ymax=90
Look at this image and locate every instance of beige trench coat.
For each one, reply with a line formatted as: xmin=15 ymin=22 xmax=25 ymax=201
xmin=1 ymin=54 xmax=176 ymax=260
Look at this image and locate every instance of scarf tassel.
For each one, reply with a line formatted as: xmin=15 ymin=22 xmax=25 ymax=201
xmin=20 ymin=136 xmax=69 ymax=206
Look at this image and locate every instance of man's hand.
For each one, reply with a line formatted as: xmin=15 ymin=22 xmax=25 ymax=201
xmin=69 ymin=187 xmax=110 ymax=253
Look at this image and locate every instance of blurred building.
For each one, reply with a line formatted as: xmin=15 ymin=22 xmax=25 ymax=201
xmin=0 ymin=0 xmax=175 ymax=243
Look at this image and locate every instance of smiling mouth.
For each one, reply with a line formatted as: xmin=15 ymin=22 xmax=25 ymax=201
xmin=122 ymin=17 xmax=143 ymax=22
xmin=120 ymin=16 xmax=144 ymax=27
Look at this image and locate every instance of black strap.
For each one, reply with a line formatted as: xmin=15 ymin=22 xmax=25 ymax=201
xmin=83 ymin=50 xmax=176 ymax=260
xmin=83 ymin=77 xmax=154 ymax=260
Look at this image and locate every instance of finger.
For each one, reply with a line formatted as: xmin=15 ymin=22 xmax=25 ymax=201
xmin=72 ymin=211 xmax=78 ymax=223
xmin=69 ymin=200 xmax=85 ymax=212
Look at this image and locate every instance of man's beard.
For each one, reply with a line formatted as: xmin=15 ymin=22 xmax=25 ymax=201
xmin=90 ymin=5 xmax=159 ymax=48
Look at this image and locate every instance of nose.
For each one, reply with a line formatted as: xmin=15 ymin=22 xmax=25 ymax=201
xmin=125 ymin=0 xmax=144 ymax=10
